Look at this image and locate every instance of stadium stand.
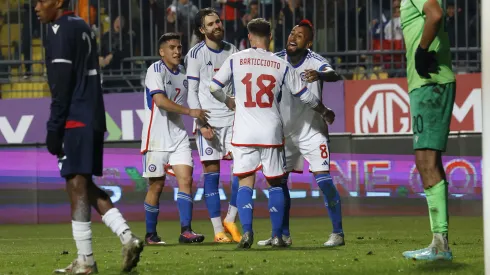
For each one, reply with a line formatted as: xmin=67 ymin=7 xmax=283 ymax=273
xmin=0 ymin=0 xmax=481 ymax=99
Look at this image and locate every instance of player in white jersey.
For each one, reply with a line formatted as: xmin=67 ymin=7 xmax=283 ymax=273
xmin=141 ymin=33 xmax=209 ymax=245
xmin=209 ymin=18 xmax=335 ymax=249
xmin=185 ymin=8 xmax=241 ymax=243
xmin=257 ymin=20 xmax=345 ymax=248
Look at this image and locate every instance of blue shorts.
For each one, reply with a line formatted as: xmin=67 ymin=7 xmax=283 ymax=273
xmin=59 ymin=128 xmax=104 ymax=178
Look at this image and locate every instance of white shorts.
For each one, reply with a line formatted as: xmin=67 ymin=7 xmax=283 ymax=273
xmin=285 ymin=133 xmax=330 ymax=173
xmin=142 ymin=140 xmax=193 ymax=178
xmin=195 ymin=126 xmax=233 ymax=161
xmin=231 ymin=146 xmax=286 ymax=179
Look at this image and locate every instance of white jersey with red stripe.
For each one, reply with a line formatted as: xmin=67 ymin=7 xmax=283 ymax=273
xmin=210 ymin=47 xmax=308 ymax=147
xmin=141 ymin=60 xmax=189 ymax=153
xmin=276 ymin=49 xmax=332 ymax=137
xmin=185 ymin=41 xmax=238 ymax=127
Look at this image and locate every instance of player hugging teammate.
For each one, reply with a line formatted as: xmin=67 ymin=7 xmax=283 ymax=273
xmin=209 ymin=18 xmax=336 ymax=248
xmin=138 ymin=8 xmax=342 ymax=249
xmin=141 ymin=11 xmax=343 ymax=249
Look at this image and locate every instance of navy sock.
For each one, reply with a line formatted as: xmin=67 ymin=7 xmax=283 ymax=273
xmin=237 ymin=186 xmax=253 ymax=233
xmin=315 ymin=173 xmax=343 ymax=234
xmin=281 ymin=175 xmax=291 ymax=237
xmin=268 ymin=186 xmax=285 ymax=238
xmin=230 ymin=176 xmax=239 ymax=207
xmin=203 ymin=172 xmax=221 ymax=218
xmin=144 ymin=202 xmax=159 ymax=234
xmin=177 ymin=192 xmax=193 ymax=232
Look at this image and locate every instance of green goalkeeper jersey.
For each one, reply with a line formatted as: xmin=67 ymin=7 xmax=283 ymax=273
xmin=400 ymin=0 xmax=455 ymax=92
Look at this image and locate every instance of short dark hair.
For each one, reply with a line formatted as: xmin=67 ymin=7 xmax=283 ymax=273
xmin=61 ymin=0 xmax=71 ymax=9
xmin=194 ymin=8 xmax=220 ymax=40
xmin=158 ymin=33 xmax=181 ymax=47
xmin=247 ymin=18 xmax=271 ymax=37
xmin=298 ymin=19 xmax=314 ymax=41
xmin=249 ymin=0 xmax=258 ymax=6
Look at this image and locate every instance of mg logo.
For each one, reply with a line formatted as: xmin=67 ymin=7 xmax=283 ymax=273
xmin=354 ymin=83 xmax=411 ymax=134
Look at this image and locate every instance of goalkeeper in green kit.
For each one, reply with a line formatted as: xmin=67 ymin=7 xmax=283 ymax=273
xmin=400 ymin=0 xmax=454 ymax=261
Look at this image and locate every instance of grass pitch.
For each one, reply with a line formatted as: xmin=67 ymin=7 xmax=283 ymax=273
xmin=0 ymin=216 xmax=483 ymax=275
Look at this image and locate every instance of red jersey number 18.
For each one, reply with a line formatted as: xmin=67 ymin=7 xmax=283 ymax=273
xmin=241 ymin=73 xmax=276 ymax=108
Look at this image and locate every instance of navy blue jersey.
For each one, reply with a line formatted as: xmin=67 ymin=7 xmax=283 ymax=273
xmin=44 ymin=12 xmax=106 ymax=132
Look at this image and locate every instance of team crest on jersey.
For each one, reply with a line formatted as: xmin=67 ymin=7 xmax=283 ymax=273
xmin=183 ymin=79 xmax=188 ymax=89
xmin=300 ymin=72 xmax=307 ymax=81
xmin=205 ymin=148 xmax=213 ymax=155
xmin=148 ymin=164 xmax=157 ymax=172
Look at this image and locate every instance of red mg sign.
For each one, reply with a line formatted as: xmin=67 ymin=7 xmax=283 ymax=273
xmin=345 ymin=73 xmax=482 ymax=134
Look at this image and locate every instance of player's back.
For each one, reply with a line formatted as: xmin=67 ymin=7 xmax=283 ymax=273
xmin=45 ymin=12 xmax=106 ymax=131
xmin=224 ymin=48 xmax=290 ymax=147
xmin=276 ymin=49 xmax=329 ymax=137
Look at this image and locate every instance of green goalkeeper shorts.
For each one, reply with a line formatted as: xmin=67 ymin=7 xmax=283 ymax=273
xmin=409 ymin=82 xmax=456 ymax=152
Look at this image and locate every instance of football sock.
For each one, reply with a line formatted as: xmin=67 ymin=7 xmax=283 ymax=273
xmin=204 ymin=172 xmax=222 ymax=232
xmin=425 ymin=180 xmax=449 ymax=235
xmin=268 ymin=186 xmax=285 ymax=238
xmin=101 ymin=208 xmax=132 ymax=244
xmin=224 ymin=176 xmax=239 ymax=223
xmin=72 ymin=220 xmax=95 ymax=265
xmin=211 ymin=217 xmax=225 ymax=234
xmin=177 ymin=192 xmax=193 ymax=233
xmin=316 ymin=173 xmax=343 ymax=234
xmin=237 ymin=186 xmax=254 ymax=233
xmin=144 ymin=202 xmax=159 ymax=234
xmin=281 ymin=175 xmax=291 ymax=237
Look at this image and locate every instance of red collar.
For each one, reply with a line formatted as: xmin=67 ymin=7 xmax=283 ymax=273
xmin=62 ymin=11 xmax=75 ymax=16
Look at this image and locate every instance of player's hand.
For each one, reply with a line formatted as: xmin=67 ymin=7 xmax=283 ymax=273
xmin=200 ymin=125 xmax=215 ymax=140
xmin=225 ymin=96 xmax=236 ymax=111
xmin=415 ymin=45 xmax=439 ymax=78
xmin=321 ymin=108 xmax=335 ymax=125
xmin=46 ymin=131 xmax=63 ymax=156
xmin=189 ymin=109 xmax=210 ymax=123
xmin=304 ymin=69 xmax=321 ymax=83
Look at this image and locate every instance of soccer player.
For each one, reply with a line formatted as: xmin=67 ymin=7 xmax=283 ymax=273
xmin=185 ymin=8 xmax=241 ymax=243
xmin=257 ymin=20 xmax=345 ymax=248
xmin=400 ymin=0 xmax=455 ymax=261
xmin=209 ymin=18 xmax=335 ymax=248
xmin=142 ymin=33 xmax=209 ymax=245
xmin=36 ymin=0 xmax=143 ymax=273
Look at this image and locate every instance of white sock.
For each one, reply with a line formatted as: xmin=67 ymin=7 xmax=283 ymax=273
xmin=72 ymin=221 xmax=95 ymax=265
xmin=224 ymin=205 xmax=238 ymax=223
xmin=211 ymin=217 xmax=225 ymax=235
xmin=101 ymin=208 xmax=132 ymax=244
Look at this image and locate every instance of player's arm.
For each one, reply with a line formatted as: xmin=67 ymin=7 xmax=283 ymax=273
xmin=413 ymin=0 xmax=442 ymax=77
xmin=153 ymin=93 xmax=209 ymax=121
xmin=185 ymin=54 xmax=203 ymax=109
xmin=45 ymin=31 xmax=76 ymax=156
xmin=304 ymin=59 xmax=341 ymax=83
xmin=146 ymin=69 xmax=209 ymax=121
xmin=209 ymin=57 xmax=235 ymax=110
xmin=419 ymin=0 xmax=443 ymax=49
xmin=185 ymin=53 xmax=212 ymax=127
xmin=285 ymin=67 xmax=335 ymax=124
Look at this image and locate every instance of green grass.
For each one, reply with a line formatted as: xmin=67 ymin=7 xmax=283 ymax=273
xmin=0 ymin=216 xmax=483 ymax=275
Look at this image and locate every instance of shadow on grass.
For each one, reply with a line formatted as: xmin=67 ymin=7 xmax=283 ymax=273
xmin=143 ymin=242 xmax=235 ymax=248
xmin=212 ymin=246 xmax=340 ymax=252
xmin=414 ymin=261 xmax=469 ymax=272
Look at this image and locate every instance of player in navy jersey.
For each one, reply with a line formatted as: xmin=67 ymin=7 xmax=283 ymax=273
xmin=36 ymin=0 xmax=143 ymax=273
